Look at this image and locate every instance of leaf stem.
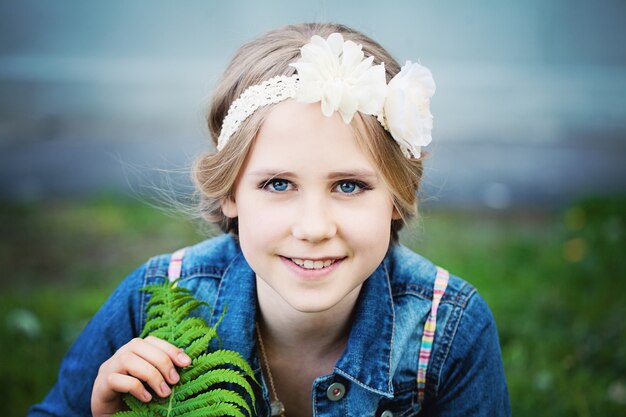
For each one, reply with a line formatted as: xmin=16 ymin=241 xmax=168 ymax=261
xmin=166 ymin=384 xmax=176 ymax=417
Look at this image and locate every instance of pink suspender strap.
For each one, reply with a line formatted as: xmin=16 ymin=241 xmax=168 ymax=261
xmin=167 ymin=248 xmax=186 ymax=282
xmin=417 ymin=266 xmax=450 ymax=403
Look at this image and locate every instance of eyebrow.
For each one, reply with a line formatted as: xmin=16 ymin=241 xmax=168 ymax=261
xmin=327 ymin=169 xmax=379 ymax=181
xmin=247 ymin=169 xmax=379 ymax=181
xmin=247 ymin=169 xmax=291 ymax=179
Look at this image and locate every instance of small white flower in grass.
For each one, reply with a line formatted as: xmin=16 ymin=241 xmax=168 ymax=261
xmin=290 ymin=33 xmax=387 ymax=124
xmin=382 ymin=61 xmax=436 ymax=158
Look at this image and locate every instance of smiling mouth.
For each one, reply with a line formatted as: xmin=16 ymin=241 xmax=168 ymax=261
xmin=289 ymin=258 xmax=340 ymax=270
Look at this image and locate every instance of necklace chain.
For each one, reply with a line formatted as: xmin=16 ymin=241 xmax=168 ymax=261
xmin=256 ymin=323 xmax=286 ymax=417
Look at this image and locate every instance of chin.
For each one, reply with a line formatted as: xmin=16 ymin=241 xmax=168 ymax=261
xmin=285 ymin=297 xmax=342 ymax=314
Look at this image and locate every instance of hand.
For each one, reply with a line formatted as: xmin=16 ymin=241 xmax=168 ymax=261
xmin=91 ymin=336 xmax=192 ymax=417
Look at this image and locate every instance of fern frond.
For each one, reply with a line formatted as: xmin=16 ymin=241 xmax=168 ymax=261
xmin=176 ymin=402 xmax=247 ymax=417
xmin=181 ymin=350 xmax=256 ymax=384
xmin=182 ymin=328 xmax=218 ymax=358
xmin=141 ymin=316 xmax=171 ymax=337
xmin=172 ymin=317 xmax=207 ymax=336
xmin=170 ymin=389 xmax=252 ymax=417
xmin=149 ymin=401 xmax=173 ymax=417
xmin=142 ymin=285 xmax=169 ymax=306
xmin=113 ymin=279 xmax=257 ymax=417
xmin=109 ymin=411 xmax=150 ymax=417
xmin=175 ymin=368 xmax=255 ymax=405
xmin=122 ymin=394 xmax=150 ymax=413
xmin=145 ymin=303 xmax=167 ymax=320
xmin=172 ymin=299 xmax=206 ymax=320
xmin=175 ymin=325 xmax=219 ymax=352
xmin=173 ymin=318 xmax=211 ymax=343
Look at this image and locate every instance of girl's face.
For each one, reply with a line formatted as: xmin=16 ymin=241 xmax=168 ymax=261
xmin=222 ymin=99 xmax=399 ymax=314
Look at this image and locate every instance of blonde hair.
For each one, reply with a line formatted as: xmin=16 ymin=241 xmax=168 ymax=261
xmin=193 ymin=22 xmax=424 ymax=242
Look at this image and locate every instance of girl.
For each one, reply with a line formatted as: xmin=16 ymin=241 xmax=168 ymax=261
xmin=30 ymin=23 xmax=510 ymax=416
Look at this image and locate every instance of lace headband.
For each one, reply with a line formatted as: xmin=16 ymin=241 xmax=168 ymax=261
xmin=217 ymin=33 xmax=436 ymax=158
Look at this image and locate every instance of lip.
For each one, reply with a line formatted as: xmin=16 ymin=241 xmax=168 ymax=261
xmin=279 ymin=256 xmax=345 ymax=280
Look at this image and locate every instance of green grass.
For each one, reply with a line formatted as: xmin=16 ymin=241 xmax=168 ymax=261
xmin=1 ymin=195 xmax=625 ymax=416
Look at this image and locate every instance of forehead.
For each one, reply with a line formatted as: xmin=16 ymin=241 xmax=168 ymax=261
xmin=243 ymin=99 xmax=376 ymax=174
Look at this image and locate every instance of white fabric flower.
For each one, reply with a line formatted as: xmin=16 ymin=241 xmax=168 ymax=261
xmin=382 ymin=61 xmax=436 ymax=158
xmin=217 ymin=34 xmax=437 ymax=159
xmin=290 ymin=33 xmax=387 ymax=124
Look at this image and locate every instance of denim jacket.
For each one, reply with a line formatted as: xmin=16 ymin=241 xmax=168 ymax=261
xmin=30 ymin=234 xmax=510 ymax=416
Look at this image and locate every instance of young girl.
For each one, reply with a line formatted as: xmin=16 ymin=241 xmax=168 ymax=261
xmin=30 ymin=23 xmax=510 ymax=417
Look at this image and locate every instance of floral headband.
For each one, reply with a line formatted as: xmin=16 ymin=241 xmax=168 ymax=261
xmin=217 ymin=33 xmax=436 ymax=158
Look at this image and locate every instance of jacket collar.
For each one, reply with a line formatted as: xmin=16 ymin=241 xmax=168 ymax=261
xmin=334 ymin=259 xmax=395 ymax=397
xmin=208 ymin=243 xmax=395 ymax=397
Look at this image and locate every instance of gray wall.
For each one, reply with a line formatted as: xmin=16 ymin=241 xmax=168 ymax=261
xmin=1 ymin=0 xmax=625 ymax=208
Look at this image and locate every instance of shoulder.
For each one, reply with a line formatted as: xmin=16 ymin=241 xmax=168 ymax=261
xmin=385 ymin=244 xmax=495 ymax=351
xmin=384 ymin=243 xmax=485 ymax=352
xmin=140 ymin=233 xmax=243 ymax=308
xmin=385 ymin=245 xmax=505 ymax=406
xmin=385 ymin=243 xmax=477 ymax=309
xmin=143 ymin=233 xmax=242 ymax=282
xmin=134 ymin=233 xmax=245 ymax=328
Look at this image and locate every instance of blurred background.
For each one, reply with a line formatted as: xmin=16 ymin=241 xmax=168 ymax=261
xmin=1 ymin=1 xmax=625 ymax=416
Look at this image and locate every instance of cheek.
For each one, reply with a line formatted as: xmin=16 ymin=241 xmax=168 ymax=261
xmin=337 ymin=199 xmax=394 ymax=240
xmin=236 ymin=199 xmax=286 ymax=243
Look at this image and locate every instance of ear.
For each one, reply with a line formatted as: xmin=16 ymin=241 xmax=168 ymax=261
xmin=221 ymin=196 xmax=238 ymax=218
xmin=391 ymin=206 xmax=402 ymax=221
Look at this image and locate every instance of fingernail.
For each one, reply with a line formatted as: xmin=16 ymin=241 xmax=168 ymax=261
xmin=160 ymin=382 xmax=171 ymax=396
xmin=169 ymin=368 xmax=179 ymax=383
xmin=178 ymin=351 xmax=191 ymax=365
xmin=143 ymin=390 xmax=152 ymax=402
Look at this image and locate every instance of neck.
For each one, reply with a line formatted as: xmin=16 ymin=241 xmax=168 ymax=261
xmin=255 ymin=277 xmax=360 ymax=360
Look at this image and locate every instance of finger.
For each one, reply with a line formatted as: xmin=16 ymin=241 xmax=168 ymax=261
xmin=144 ymin=336 xmax=192 ymax=367
xmin=129 ymin=338 xmax=187 ymax=385
xmin=124 ymin=338 xmax=185 ymax=385
xmin=106 ymin=373 xmax=153 ymax=403
xmin=118 ymin=352 xmax=173 ymax=398
xmin=125 ymin=338 xmax=180 ymax=385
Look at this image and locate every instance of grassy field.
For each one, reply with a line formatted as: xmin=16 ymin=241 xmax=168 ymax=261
xmin=1 ymin=196 xmax=624 ymax=416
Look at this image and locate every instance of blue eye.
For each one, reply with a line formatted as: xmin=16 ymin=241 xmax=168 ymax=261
xmin=339 ymin=182 xmax=357 ymax=193
xmin=267 ymin=179 xmax=290 ymax=192
xmin=337 ymin=181 xmax=366 ymax=194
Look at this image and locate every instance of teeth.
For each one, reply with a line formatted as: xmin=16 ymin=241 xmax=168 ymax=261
xmin=291 ymin=258 xmax=336 ymax=270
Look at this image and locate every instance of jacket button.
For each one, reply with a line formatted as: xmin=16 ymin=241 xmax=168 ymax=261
xmin=380 ymin=411 xmax=394 ymax=417
xmin=326 ymin=382 xmax=346 ymax=401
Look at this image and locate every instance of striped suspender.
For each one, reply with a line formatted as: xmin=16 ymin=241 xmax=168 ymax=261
xmin=417 ymin=266 xmax=450 ymax=403
xmin=167 ymin=248 xmax=186 ymax=282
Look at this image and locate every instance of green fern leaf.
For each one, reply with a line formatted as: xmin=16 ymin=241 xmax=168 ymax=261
xmin=112 ymin=279 xmax=257 ymax=417
xmin=110 ymin=412 xmax=150 ymax=417
xmin=170 ymin=389 xmax=252 ymax=417
xmin=173 ymin=320 xmax=212 ymax=345
xmin=182 ymin=329 xmax=218 ymax=358
xmin=175 ymin=368 xmax=255 ymax=405
xmin=172 ymin=317 xmax=208 ymax=337
xmin=173 ymin=300 xmax=205 ymax=321
xmin=176 ymin=402 xmax=247 ymax=417
xmin=181 ymin=350 xmax=256 ymax=384
xmin=141 ymin=316 xmax=171 ymax=337
xmin=122 ymin=394 xmax=150 ymax=413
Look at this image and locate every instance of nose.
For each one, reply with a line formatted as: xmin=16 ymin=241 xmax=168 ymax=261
xmin=291 ymin=194 xmax=337 ymax=243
